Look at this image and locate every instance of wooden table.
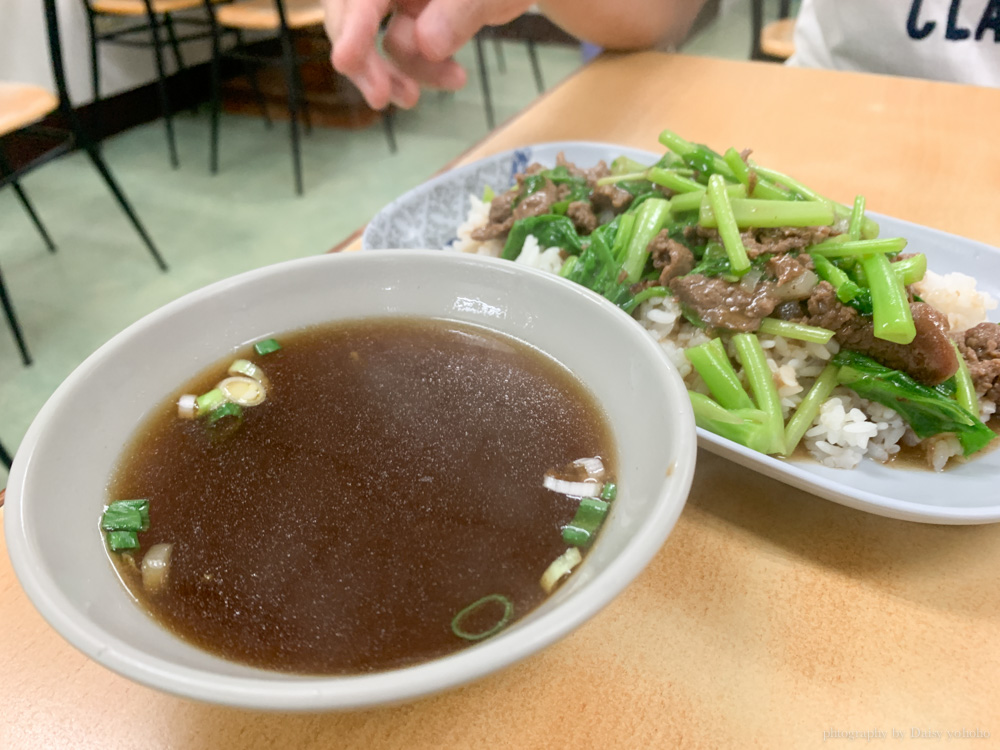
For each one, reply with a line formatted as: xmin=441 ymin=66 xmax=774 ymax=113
xmin=3 ymin=52 xmax=1000 ymax=749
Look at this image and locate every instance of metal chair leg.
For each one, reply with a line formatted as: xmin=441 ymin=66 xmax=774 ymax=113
xmin=234 ymin=30 xmax=272 ymax=128
xmin=81 ymin=142 xmax=168 ymax=271
xmin=278 ymin=28 xmax=304 ymax=195
xmin=162 ymin=12 xmax=198 ymax=115
xmin=292 ymin=60 xmax=314 ymax=135
xmin=382 ymin=110 xmax=398 ymax=154
xmin=9 ymin=182 xmax=57 ymax=253
xmin=208 ymin=12 xmax=222 ymax=174
xmin=85 ymin=7 xmax=103 ymax=140
xmin=526 ymin=39 xmax=544 ymax=94
xmin=145 ymin=9 xmax=180 ymax=168
xmin=0 ymin=149 xmax=56 ymax=253
xmin=474 ymin=32 xmax=495 ymax=131
xmin=0 ymin=437 xmax=12 ymax=469
xmin=0 ymin=264 xmax=32 ymax=367
xmin=493 ymin=35 xmax=506 ymax=73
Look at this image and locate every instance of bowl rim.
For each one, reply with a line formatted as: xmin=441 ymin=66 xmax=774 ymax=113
xmin=4 ymin=249 xmax=696 ymax=711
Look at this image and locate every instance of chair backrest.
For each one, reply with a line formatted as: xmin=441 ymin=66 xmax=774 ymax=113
xmin=42 ymin=0 xmax=74 ymax=114
xmin=751 ymin=0 xmax=795 ymax=60
xmin=204 ymin=0 xmax=295 ymax=33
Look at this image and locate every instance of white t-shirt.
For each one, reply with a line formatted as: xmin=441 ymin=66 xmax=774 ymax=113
xmin=787 ymin=0 xmax=1000 ymax=87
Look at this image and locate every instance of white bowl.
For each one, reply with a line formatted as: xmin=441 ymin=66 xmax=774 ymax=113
xmin=4 ymin=250 xmax=696 ymax=711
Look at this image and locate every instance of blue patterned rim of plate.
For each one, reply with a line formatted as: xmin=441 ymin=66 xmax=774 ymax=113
xmin=361 ymin=142 xmax=661 ymax=252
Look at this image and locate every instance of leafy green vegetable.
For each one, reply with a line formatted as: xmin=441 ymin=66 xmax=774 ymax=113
xmin=550 ymin=183 xmax=592 ymax=216
xmin=834 ymin=350 xmax=995 ymax=456
xmin=563 ymin=218 xmax=634 ymax=308
xmin=514 ymin=174 xmax=546 ymax=205
xmin=690 ymin=241 xmax=732 ymax=278
xmin=540 ymin=165 xmax=587 ymax=185
xmin=501 ymin=215 xmax=584 ymax=261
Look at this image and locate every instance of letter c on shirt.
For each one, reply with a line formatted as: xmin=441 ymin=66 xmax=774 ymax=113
xmin=907 ymin=0 xmax=935 ymax=39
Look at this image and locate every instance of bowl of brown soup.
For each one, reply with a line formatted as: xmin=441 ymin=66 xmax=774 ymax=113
xmin=4 ymin=249 xmax=696 ymax=710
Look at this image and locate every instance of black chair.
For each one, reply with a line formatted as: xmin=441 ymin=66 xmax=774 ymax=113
xmin=0 ymin=438 xmax=12 ymax=470
xmin=474 ymin=12 xmax=571 ymax=131
xmin=81 ymin=0 xmax=213 ymax=168
xmin=751 ymin=0 xmax=796 ymax=61
xmin=0 ymin=0 xmax=167 ymax=366
xmin=205 ymin=0 xmax=318 ymax=195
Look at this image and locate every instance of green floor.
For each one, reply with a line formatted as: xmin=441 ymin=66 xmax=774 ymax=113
xmin=0 ymin=11 xmax=755 ymax=481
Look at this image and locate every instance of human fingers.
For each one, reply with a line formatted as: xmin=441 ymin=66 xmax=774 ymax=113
xmin=415 ymin=0 xmax=533 ymax=62
xmin=383 ymin=13 xmax=467 ymax=91
xmin=359 ymin=49 xmax=422 ymax=109
xmin=326 ymin=0 xmax=391 ymax=77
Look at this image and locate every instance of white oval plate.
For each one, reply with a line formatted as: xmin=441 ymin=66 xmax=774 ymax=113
xmin=363 ymin=142 xmax=1000 ymax=524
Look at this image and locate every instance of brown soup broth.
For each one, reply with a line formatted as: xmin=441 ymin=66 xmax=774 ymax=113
xmin=108 ymin=318 xmax=615 ymax=674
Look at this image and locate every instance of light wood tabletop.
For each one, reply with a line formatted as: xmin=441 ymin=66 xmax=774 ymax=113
xmin=3 ymin=52 xmax=1000 ymax=749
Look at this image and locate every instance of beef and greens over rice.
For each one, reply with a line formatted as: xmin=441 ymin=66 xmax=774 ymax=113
xmin=449 ymin=130 xmax=1000 ymax=471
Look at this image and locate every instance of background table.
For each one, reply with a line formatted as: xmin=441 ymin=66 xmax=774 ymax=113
xmin=3 ymin=53 xmax=1000 ymax=749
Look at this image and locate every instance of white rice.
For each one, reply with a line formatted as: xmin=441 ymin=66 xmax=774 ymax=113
xmin=450 ymin=196 xmax=503 ymax=257
xmin=913 ymin=269 xmax=997 ymax=332
xmin=455 ymin=196 xmax=998 ymax=472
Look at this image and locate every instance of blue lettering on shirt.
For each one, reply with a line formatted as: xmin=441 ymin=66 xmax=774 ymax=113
xmin=946 ymin=0 xmax=972 ymax=38
xmin=977 ymin=0 xmax=1000 ymax=40
xmin=907 ymin=0 xmax=935 ymax=38
xmin=907 ymin=1 xmax=1000 ymax=42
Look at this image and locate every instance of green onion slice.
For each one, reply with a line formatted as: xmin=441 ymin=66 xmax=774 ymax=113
xmin=207 ymin=402 xmax=243 ymax=425
xmin=451 ymin=594 xmax=514 ymax=641
xmin=196 ymin=388 xmax=226 ymax=415
xmin=177 ymin=394 xmax=198 ymax=420
xmin=106 ymin=530 xmax=140 ymax=552
xmin=103 ymin=499 xmax=150 ymax=532
xmin=600 ymin=482 xmax=618 ymax=502
xmin=228 ymin=359 xmax=270 ymax=387
xmin=540 ymin=547 xmax=583 ymax=594
xmin=218 ymin=376 xmax=266 ymax=407
xmin=254 ymin=338 xmax=282 ymax=356
xmin=561 ymin=497 xmax=610 ymax=548
xmin=101 ymin=505 xmax=143 ymax=532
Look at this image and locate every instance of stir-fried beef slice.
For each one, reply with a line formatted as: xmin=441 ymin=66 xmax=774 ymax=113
xmin=470 ymin=190 xmax=516 ymax=240
xmin=513 ymin=179 xmax=559 ymax=222
xmin=566 ymin=201 xmax=598 ymax=234
xmin=686 ymin=225 xmax=838 ymax=258
xmin=591 ymin=183 xmax=634 ymax=214
xmin=745 ymin=227 xmax=838 ymax=258
xmin=648 ymin=230 xmax=694 ymax=285
xmin=806 ymin=283 xmax=959 ymax=385
xmin=956 ymin=322 xmax=1000 ymax=403
xmin=556 ymin=153 xmax=610 ymax=186
xmin=767 ymin=253 xmax=814 ymax=286
xmin=669 ymin=274 xmax=778 ymax=332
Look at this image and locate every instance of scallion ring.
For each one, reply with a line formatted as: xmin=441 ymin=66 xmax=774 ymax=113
xmin=540 ymin=547 xmax=583 ymax=594
xmin=218 ymin=376 xmax=266 ymax=407
xmin=196 ymin=388 xmax=226 ymax=415
xmin=228 ymin=359 xmax=270 ymax=388
xmin=177 ymin=394 xmax=198 ymax=420
xmin=450 ymin=594 xmax=514 ymax=641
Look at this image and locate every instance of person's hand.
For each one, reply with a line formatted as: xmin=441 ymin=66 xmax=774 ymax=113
xmin=323 ymin=0 xmax=535 ymax=110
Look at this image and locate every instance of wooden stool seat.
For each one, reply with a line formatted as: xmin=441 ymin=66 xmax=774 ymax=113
xmin=91 ymin=0 xmax=205 ymax=15
xmin=0 ymin=82 xmax=58 ymax=138
xmin=216 ymin=0 xmax=324 ymax=30
xmin=760 ymin=17 xmax=796 ymax=60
